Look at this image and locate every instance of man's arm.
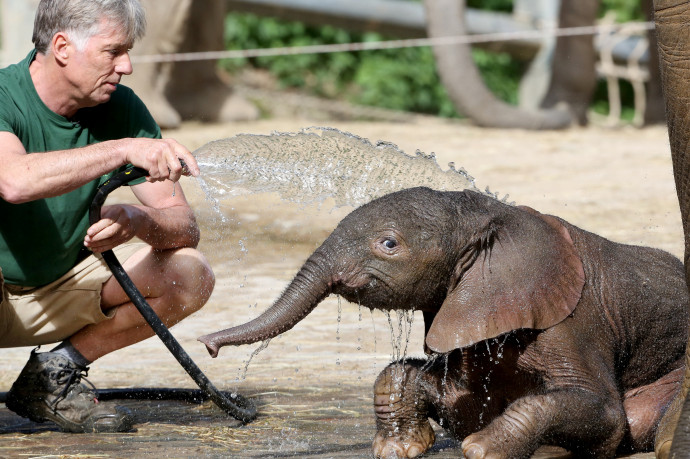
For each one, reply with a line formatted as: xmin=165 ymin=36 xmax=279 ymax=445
xmin=0 ymin=131 xmax=200 ymax=204
xmin=84 ymin=178 xmax=200 ymax=253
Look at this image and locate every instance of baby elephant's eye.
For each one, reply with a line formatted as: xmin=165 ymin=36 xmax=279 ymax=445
xmin=382 ymin=238 xmax=397 ymax=249
xmin=373 ymin=234 xmax=402 ymax=255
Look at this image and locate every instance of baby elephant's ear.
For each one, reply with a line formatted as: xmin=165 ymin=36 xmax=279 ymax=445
xmin=426 ymin=206 xmax=585 ymax=353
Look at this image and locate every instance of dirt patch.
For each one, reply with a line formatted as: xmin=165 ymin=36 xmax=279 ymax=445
xmin=1 ymin=116 xmax=672 ymax=458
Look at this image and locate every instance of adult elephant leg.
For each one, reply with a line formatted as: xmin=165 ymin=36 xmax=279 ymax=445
xmin=166 ymin=0 xmax=259 ymax=123
xmin=642 ymin=0 xmax=666 ymax=125
xmin=423 ymin=0 xmax=572 ymax=129
xmin=123 ymin=0 xmax=191 ymax=129
xmin=540 ymin=0 xmax=599 ymax=126
xmin=653 ymin=1 xmax=690 ymax=456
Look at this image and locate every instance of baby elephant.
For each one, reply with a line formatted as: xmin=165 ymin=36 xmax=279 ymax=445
xmin=199 ymin=187 xmax=689 ymax=458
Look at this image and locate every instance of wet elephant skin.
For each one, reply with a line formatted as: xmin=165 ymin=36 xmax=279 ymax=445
xmin=199 ymin=187 xmax=689 ymax=458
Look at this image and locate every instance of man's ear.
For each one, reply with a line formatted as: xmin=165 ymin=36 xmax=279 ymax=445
xmin=51 ymin=32 xmax=71 ymax=63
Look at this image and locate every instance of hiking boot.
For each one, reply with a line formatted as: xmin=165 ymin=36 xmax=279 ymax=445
xmin=5 ymin=350 xmax=133 ymax=433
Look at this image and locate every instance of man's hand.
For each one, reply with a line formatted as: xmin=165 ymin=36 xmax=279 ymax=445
xmin=84 ymin=204 xmax=139 ymax=253
xmin=123 ymin=138 xmax=200 ymax=182
xmin=84 ymin=176 xmax=201 ymax=253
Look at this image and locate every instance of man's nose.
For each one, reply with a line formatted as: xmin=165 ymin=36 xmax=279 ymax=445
xmin=115 ymin=51 xmax=133 ymax=75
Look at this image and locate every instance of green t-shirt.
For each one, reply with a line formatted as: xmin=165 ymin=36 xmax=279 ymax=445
xmin=0 ymin=50 xmax=161 ymax=286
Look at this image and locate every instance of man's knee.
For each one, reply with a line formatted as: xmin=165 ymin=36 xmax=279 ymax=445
xmin=169 ymin=247 xmax=215 ymax=311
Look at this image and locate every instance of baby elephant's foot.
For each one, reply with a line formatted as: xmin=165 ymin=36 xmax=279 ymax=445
xmin=372 ymin=422 xmax=435 ymax=458
xmin=372 ymin=361 xmax=435 ymax=458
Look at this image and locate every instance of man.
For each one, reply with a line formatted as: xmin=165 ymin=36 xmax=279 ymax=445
xmin=0 ymin=0 xmax=215 ymax=433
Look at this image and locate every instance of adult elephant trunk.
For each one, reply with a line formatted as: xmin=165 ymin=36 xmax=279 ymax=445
xmin=424 ymin=0 xmax=572 ymax=129
xmin=198 ymin=251 xmax=333 ymax=358
xmin=653 ymin=1 xmax=690 ymax=456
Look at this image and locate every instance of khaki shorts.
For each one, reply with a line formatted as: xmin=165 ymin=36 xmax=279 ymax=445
xmin=0 ymin=243 xmax=146 ymax=348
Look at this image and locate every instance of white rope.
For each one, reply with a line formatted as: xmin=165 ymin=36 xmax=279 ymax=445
xmin=130 ymin=21 xmax=655 ymax=64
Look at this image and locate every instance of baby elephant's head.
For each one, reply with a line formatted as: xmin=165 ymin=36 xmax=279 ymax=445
xmin=198 ymin=187 xmax=584 ymax=358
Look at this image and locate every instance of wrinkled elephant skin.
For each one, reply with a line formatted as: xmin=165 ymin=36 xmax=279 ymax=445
xmin=652 ymin=0 xmax=690 ymax=457
xmin=200 ymin=187 xmax=689 ymax=457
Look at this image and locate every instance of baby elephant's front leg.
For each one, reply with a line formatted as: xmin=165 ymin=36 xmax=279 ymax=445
xmin=372 ymin=361 xmax=436 ymax=458
xmin=462 ymin=390 xmax=627 ymax=459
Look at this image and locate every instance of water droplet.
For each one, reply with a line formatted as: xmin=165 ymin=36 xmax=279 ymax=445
xmin=237 ymin=339 xmax=271 ymax=382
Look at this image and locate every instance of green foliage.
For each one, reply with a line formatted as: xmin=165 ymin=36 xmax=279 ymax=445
xmin=472 ymin=49 xmax=524 ymax=105
xmin=350 ymin=43 xmax=455 ymax=115
xmin=600 ymin=0 xmax=645 ymax=22
xmin=467 ymin=0 xmax=512 ymax=12
xmin=223 ymin=14 xmax=358 ymax=97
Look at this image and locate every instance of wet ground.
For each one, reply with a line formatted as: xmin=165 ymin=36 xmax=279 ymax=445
xmin=0 ymin=116 xmax=673 ymax=458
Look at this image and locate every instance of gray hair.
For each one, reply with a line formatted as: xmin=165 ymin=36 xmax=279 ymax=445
xmin=33 ymin=0 xmax=146 ymax=53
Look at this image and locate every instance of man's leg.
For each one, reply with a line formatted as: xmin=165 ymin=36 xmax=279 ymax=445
xmin=6 ymin=246 xmax=215 ymax=432
xmin=70 ymin=246 xmax=215 ymax=361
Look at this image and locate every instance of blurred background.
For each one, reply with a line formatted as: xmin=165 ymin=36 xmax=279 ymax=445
xmin=0 ymin=0 xmax=661 ymax=130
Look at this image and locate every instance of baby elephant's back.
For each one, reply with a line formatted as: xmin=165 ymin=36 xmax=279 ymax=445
xmin=568 ymin=222 xmax=689 ymax=387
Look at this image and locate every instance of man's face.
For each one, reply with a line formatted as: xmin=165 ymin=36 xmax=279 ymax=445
xmin=66 ymin=18 xmax=133 ymax=107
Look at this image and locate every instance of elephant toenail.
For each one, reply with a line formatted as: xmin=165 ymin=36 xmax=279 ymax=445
xmin=463 ymin=444 xmax=484 ymax=459
xmin=407 ymin=445 xmax=422 ymax=457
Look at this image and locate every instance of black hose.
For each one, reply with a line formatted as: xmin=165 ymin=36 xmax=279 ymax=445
xmin=0 ymin=388 xmax=232 ymax=403
xmin=88 ymin=166 xmax=257 ymax=423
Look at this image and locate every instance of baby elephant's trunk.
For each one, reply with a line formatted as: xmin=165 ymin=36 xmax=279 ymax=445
xmin=198 ymin=256 xmax=332 ymax=357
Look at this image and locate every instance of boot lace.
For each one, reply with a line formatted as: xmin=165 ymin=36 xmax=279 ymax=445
xmin=49 ymin=365 xmax=97 ymax=410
